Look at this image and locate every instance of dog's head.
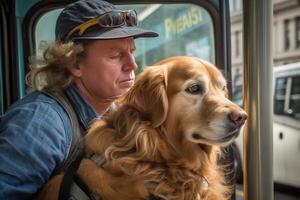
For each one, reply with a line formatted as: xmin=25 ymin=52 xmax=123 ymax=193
xmin=123 ymin=56 xmax=247 ymax=156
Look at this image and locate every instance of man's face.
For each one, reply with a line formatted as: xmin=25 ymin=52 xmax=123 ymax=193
xmin=73 ymin=37 xmax=137 ymax=101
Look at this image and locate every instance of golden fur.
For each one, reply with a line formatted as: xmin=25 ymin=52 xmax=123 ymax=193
xmin=35 ymin=56 xmax=247 ymax=200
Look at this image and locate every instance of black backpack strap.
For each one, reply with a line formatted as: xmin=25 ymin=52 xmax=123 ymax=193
xmin=58 ymin=150 xmax=85 ymax=200
xmin=42 ymin=90 xmax=84 ymax=173
xmin=41 ymin=90 xmax=90 ymax=199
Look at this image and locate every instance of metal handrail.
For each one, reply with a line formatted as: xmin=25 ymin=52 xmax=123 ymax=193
xmin=243 ymin=0 xmax=274 ymax=199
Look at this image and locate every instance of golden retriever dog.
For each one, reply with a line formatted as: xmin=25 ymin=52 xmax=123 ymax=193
xmin=36 ymin=56 xmax=247 ymax=200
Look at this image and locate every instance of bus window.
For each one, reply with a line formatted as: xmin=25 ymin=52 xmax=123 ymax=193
xmin=34 ymin=4 xmax=215 ymax=73
xmin=290 ymin=75 xmax=300 ymax=119
xmin=35 ymin=9 xmax=62 ymax=56
xmin=274 ymin=77 xmax=287 ymax=115
xmin=274 ymin=75 xmax=300 ymax=119
xmin=117 ymin=4 xmax=214 ymax=72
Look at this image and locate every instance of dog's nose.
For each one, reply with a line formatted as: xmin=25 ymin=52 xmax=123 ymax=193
xmin=229 ymin=110 xmax=248 ymax=126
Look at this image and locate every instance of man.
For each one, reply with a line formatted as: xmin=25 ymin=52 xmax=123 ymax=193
xmin=0 ymin=0 xmax=158 ymax=199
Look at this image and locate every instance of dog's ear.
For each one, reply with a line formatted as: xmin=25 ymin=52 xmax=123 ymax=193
xmin=123 ymin=65 xmax=168 ymax=128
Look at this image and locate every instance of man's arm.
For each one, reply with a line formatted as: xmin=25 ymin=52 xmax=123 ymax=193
xmin=0 ymin=101 xmax=71 ymax=200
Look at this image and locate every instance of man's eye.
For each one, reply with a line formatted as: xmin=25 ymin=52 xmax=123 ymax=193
xmin=185 ymin=84 xmax=203 ymax=95
xmin=130 ymin=48 xmax=136 ymax=53
xmin=110 ymin=53 xmax=121 ymax=59
xmin=110 ymin=55 xmax=119 ymax=59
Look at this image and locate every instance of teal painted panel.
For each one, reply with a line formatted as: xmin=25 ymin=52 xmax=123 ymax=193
xmin=15 ymin=0 xmax=41 ymax=17
xmin=15 ymin=0 xmax=41 ymax=98
xmin=16 ymin=18 xmax=26 ymax=98
xmin=15 ymin=0 xmax=41 ymax=97
xmin=210 ymin=0 xmax=219 ymax=8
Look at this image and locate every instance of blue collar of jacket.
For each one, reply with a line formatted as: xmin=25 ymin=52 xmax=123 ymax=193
xmin=65 ymin=84 xmax=100 ymax=130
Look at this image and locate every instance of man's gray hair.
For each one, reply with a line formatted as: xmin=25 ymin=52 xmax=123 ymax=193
xmin=26 ymin=41 xmax=88 ymax=92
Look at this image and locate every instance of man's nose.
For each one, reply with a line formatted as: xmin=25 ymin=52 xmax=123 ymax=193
xmin=123 ymin=53 xmax=138 ymax=72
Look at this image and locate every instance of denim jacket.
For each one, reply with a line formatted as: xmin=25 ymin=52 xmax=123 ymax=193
xmin=0 ymin=84 xmax=99 ymax=200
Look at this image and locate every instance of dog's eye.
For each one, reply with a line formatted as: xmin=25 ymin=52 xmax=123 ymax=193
xmin=185 ymin=84 xmax=203 ymax=95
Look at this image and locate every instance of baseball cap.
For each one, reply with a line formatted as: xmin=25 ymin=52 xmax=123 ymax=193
xmin=55 ymin=0 xmax=159 ymax=42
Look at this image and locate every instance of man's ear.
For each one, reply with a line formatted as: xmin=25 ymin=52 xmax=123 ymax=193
xmin=69 ymin=63 xmax=83 ymax=78
xmin=123 ymin=65 xmax=168 ymax=128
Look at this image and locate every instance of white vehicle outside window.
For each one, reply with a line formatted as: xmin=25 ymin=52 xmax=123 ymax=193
xmin=273 ymin=63 xmax=300 ymax=188
xmin=234 ymin=62 xmax=300 ymax=188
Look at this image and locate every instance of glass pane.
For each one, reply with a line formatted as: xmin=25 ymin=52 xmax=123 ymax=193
xmin=117 ymin=4 xmax=214 ymax=71
xmin=274 ymin=77 xmax=287 ymax=115
xmin=232 ymin=84 xmax=243 ymax=106
xmin=290 ymin=75 xmax=300 ymax=119
xmin=35 ymin=4 xmax=215 ymax=71
xmin=35 ymin=9 xmax=62 ymax=57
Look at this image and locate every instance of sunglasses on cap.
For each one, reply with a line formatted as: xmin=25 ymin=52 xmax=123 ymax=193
xmin=66 ymin=10 xmax=138 ymax=40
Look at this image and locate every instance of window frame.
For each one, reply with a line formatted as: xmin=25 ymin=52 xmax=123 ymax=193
xmin=289 ymin=75 xmax=300 ymax=119
xmin=0 ymin=2 xmax=5 ymax=114
xmin=296 ymin=16 xmax=300 ymax=49
xmin=1 ymin=0 xmax=19 ymax=114
xmin=274 ymin=77 xmax=288 ymax=115
xmin=284 ymin=18 xmax=290 ymax=50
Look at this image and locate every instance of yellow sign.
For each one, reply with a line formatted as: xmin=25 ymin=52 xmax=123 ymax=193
xmin=164 ymin=7 xmax=204 ymax=39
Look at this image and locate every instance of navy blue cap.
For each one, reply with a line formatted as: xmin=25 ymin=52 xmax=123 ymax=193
xmin=55 ymin=0 xmax=159 ymax=42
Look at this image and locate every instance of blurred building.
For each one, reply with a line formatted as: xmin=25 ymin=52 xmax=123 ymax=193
xmin=230 ymin=0 xmax=300 ymax=88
